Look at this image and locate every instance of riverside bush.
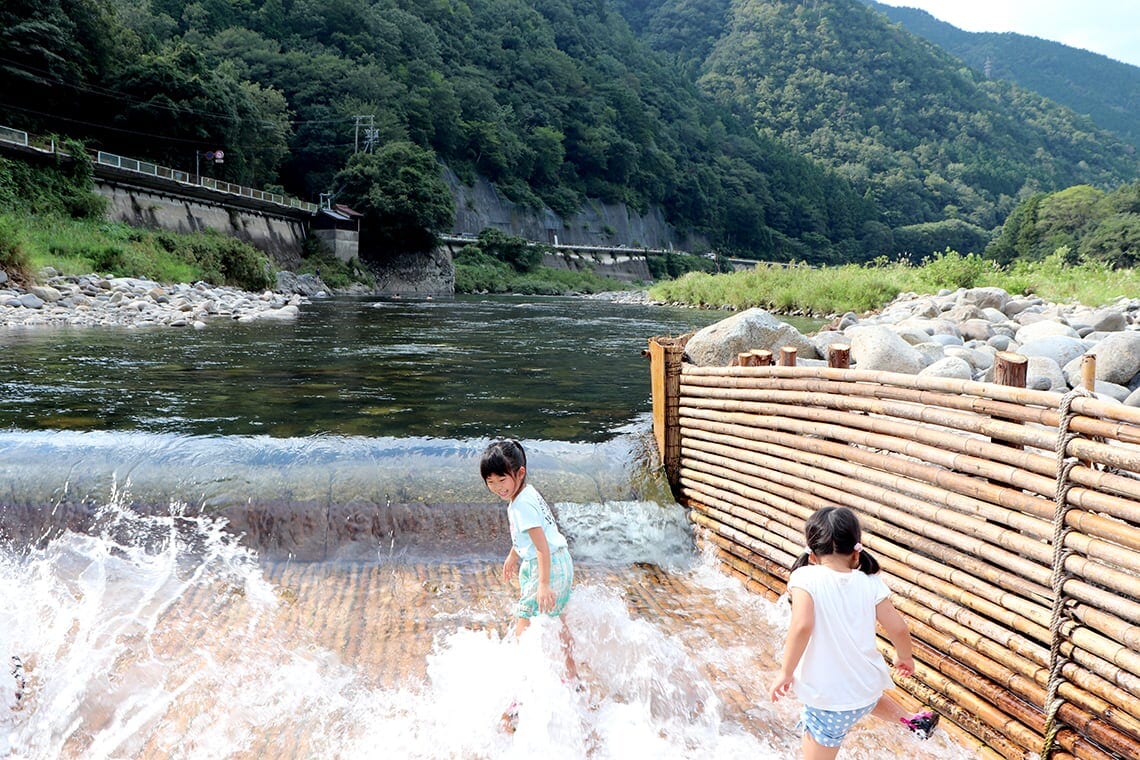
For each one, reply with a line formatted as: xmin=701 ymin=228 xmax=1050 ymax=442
xmin=649 ymin=248 xmax=1140 ymax=314
xmin=453 ymin=245 xmax=631 ymax=294
xmin=0 ymin=214 xmax=29 ymax=278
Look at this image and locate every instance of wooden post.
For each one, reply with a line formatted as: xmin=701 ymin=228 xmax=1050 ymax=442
xmin=778 ymin=346 xmax=797 ymax=366
xmin=750 ymin=350 xmax=773 ymax=366
xmin=828 ymin=343 xmax=850 ymax=369
xmin=994 ymin=351 xmax=1027 ymax=388
xmin=647 ymin=336 xmax=687 ymax=489
xmin=991 ymin=351 xmax=1027 ymax=457
xmin=736 ymin=351 xmax=753 ymax=366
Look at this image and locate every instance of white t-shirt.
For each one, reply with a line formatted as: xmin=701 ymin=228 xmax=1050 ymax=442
xmin=507 ymin=484 xmax=568 ymax=561
xmin=787 ymin=564 xmax=894 ymax=710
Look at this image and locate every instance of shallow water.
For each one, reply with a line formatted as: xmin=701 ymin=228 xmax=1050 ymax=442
xmin=0 ymin=499 xmax=979 ymax=759
xmin=0 ymin=296 xmax=978 ymax=758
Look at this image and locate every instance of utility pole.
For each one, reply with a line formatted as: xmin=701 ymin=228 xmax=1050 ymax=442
xmin=195 ymin=149 xmax=224 ymax=182
xmin=354 ymin=115 xmax=378 ymax=153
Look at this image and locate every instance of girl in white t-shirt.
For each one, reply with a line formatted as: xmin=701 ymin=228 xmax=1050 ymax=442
xmin=768 ymin=506 xmax=939 ymax=758
xmin=480 ymin=438 xmax=578 ymax=731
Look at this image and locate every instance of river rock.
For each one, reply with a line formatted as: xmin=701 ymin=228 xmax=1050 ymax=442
xmin=1087 ymin=331 xmax=1140 ymax=385
xmin=0 ymin=272 xmax=312 ymax=327
xmin=811 ymin=330 xmax=849 ymax=358
xmin=1015 ymin=320 xmax=1080 ymax=343
xmin=684 ymin=308 xmax=818 ymax=366
xmin=1025 ymin=356 xmax=1068 ymax=392
xmin=846 ymin=325 xmax=925 ymax=374
xmin=1017 ymin=336 xmax=1092 ymax=370
xmin=918 ymin=356 xmax=973 ymax=380
xmin=685 ymin=286 xmax=1140 ymax=394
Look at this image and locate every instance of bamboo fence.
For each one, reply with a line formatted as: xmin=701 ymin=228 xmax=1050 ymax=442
xmin=647 ymin=335 xmax=1140 ymax=760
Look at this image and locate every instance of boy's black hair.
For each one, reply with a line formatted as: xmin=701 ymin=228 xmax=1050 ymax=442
xmin=480 ymin=438 xmax=527 ymax=480
xmin=790 ymin=506 xmax=880 ymax=575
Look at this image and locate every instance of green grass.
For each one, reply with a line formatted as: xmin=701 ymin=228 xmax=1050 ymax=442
xmin=648 ymin=250 xmax=1140 ymax=314
xmin=8 ymin=213 xmax=274 ymax=290
xmin=453 ymin=246 xmax=636 ymax=295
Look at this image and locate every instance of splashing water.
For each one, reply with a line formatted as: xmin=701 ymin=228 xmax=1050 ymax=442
xmin=1 ymin=492 xmax=980 ymax=759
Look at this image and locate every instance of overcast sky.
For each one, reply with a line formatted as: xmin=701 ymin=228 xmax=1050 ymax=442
xmin=875 ymin=1 xmax=1140 ymax=68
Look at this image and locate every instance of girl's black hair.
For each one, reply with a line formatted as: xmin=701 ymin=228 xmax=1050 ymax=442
xmin=790 ymin=506 xmax=880 ymax=575
xmin=479 ymin=438 xmax=527 ymax=480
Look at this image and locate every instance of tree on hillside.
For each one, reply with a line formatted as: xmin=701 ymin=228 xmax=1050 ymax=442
xmin=334 ymin=141 xmax=454 ymax=255
xmin=987 ymin=183 xmax=1140 ymax=267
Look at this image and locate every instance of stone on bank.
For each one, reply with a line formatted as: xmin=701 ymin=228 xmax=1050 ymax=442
xmin=683 ymin=286 xmax=1140 ymax=407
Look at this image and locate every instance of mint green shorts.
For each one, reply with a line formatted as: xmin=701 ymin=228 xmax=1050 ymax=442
xmin=515 ymin=546 xmax=573 ymax=618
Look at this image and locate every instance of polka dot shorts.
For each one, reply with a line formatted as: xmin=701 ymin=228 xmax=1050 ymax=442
xmin=799 ymin=702 xmax=877 ymax=747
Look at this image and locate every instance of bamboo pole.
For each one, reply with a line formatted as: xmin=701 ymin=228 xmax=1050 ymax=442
xmin=678 ymin=391 xmax=1140 ymax=531
xmin=680 ymin=418 xmax=1140 ymax=598
xmin=681 ymin=366 xmax=1140 ymax=444
xmin=1081 ymin=355 xmax=1097 ymax=392
xmin=648 ymin=336 xmax=686 ymax=488
xmin=679 ymin=437 xmax=1140 ymax=651
xmin=677 ymin=446 xmax=1140 ymax=679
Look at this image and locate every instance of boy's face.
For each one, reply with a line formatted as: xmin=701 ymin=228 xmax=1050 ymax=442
xmin=484 ymin=466 xmax=526 ymax=501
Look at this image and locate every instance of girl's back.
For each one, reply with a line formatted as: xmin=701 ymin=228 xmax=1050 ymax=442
xmin=789 ymin=564 xmax=892 ymax=710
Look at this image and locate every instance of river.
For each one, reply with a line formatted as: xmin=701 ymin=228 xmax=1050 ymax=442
xmin=0 ymin=295 xmax=975 ymax=759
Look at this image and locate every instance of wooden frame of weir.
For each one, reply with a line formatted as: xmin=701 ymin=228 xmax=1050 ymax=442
xmin=647 ymin=336 xmax=1140 ymax=760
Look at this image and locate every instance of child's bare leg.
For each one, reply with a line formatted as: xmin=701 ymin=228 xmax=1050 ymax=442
xmin=513 ymin=616 xmax=530 ymax=637
xmin=870 ymin=692 xmax=908 ymax=724
xmin=801 ymin=733 xmax=841 ymax=760
xmin=559 ymin=615 xmax=578 ymax=681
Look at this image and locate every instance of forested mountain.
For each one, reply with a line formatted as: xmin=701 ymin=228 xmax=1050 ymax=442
xmin=1 ymin=0 xmax=877 ymax=262
xmin=616 ymin=0 xmax=1140 ymax=256
xmin=2 ymin=0 xmax=1137 ymax=264
xmin=863 ymin=1 xmax=1140 ymax=147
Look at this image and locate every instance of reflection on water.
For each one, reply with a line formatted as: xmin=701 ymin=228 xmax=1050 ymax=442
xmin=0 ymin=295 xmax=735 ymax=442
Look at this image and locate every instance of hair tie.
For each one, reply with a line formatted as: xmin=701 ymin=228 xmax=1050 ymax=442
xmin=854 ymin=542 xmax=863 ymax=552
xmin=804 ymin=545 xmax=812 ymax=555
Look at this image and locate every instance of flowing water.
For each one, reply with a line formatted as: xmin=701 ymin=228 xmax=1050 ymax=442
xmin=0 ymin=295 xmax=978 ymax=759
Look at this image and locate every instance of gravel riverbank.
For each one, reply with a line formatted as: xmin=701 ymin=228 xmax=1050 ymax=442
xmin=0 ymin=269 xmax=324 ymax=328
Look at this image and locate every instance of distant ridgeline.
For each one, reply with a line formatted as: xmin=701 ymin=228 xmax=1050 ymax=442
xmin=2 ymin=0 xmax=1138 ymax=266
xmin=862 ymin=0 xmax=1140 ymax=147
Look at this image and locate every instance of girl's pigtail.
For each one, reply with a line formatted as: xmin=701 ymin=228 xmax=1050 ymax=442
xmin=790 ymin=546 xmax=812 ymax=572
xmin=856 ymin=546 xmax=881 ymax=575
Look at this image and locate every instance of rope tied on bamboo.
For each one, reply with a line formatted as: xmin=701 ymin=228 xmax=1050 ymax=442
xmin=1040 ymin=386 xmax=1091 ymax=760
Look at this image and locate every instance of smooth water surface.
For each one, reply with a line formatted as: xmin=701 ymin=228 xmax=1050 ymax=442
xmin=0 ymin=295 xmax=731 ymax=442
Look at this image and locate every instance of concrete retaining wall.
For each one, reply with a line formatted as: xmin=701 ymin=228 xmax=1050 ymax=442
xmin=95 ymin=180 xmax=308 ymax=269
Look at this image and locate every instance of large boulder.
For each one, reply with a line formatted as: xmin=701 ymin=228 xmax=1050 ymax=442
xmin=1017 ymin=336 xmax=1092 ymax=371
xmin=1089 ymin=331 xmax=1140 ymax=385
xmin=1015 ymin=320 xmax=1079 ymax=343
xmin=684 ymin=308 xmax=819 ymax=366
xmin=845 ymin=325 xmax=925 ymax=374
xmin=918 ymin=356 xmax=973 ymax=380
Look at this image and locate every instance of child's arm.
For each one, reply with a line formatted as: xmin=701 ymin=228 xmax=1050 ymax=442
xmin=527 ymin=526 xmax=556 ymax=614
xmin=502 ymin=547 xmax=520 ymax=582
xmin=876 ymin=598 xmax=915 ymax=676
xmin=769 ymin=588 xmax=813 ymax=701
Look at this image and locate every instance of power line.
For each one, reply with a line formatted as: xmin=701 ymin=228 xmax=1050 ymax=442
xmin=0 ymin=56 xmax=352 ymax=127
xmin=0 ymin=101 xmax=358 ymax=152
